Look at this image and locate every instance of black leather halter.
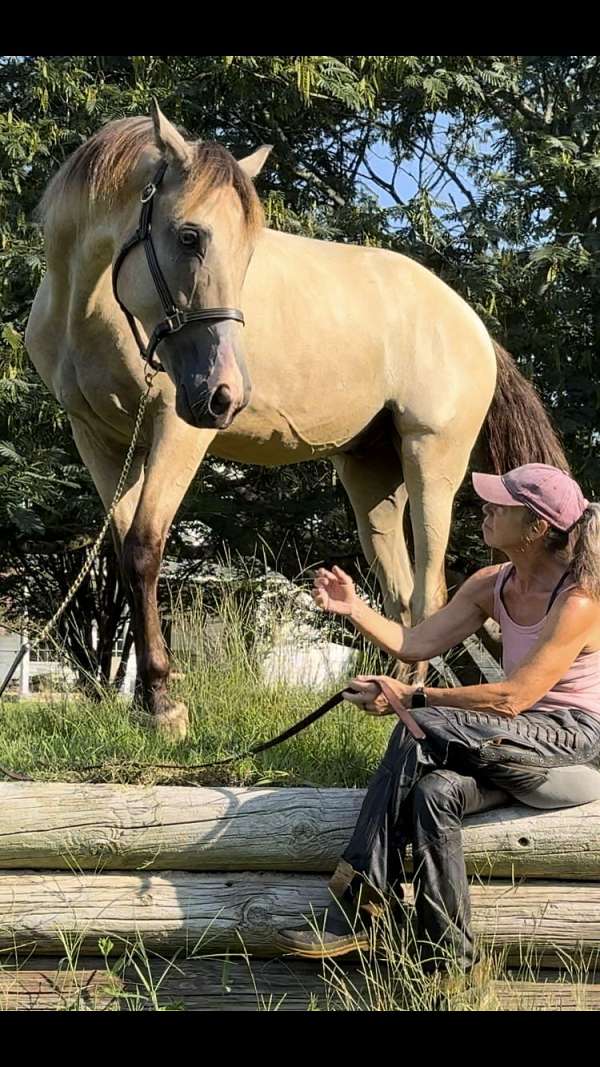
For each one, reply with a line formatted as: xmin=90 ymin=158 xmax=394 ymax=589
xmin=112 ymin=160 xmax=245 ymax=372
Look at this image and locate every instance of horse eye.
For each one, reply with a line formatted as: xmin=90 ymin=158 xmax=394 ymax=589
xmin=178 ymin=228 xmax=201 ymax=250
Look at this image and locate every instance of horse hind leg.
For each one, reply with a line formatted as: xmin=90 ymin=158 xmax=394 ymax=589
xmin=332 ymin=438 xmax=414 ymax=678
xmin=400 ymin=425 xmax=476 ymax=632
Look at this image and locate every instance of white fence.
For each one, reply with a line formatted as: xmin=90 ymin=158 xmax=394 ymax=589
xmin=0 ymin=628 xmax=138 ymax=696
xmin=0 ymin=629 xmax=75 ymax=695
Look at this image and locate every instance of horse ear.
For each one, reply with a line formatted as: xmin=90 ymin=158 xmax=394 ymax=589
xmin=151 ymin=100 xmax=193 ymax=171
xmin=237 ymin=145 xmax=273 ymax=179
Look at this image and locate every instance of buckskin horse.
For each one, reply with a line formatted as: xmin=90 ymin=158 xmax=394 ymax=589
xmin=25 ymin=104 xmax=567 ymax=738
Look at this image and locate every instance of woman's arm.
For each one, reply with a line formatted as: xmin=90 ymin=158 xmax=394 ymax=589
xmin=345 ymin=568 xmax=495 ymax=661
xmin=372 ymin=592 xmax=600 ymax=717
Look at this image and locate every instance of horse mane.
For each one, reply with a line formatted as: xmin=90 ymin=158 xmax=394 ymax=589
xmin=37 ymin=116 xmax=263 ymax=235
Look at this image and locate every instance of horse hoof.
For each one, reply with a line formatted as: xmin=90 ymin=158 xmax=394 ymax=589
xmin=139 ymin=702 xmax=189 ymax=742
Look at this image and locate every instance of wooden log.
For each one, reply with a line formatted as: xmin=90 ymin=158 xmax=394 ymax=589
xmin=1 ymin=871 xmax=600 ymax=968
xmin=453 ymin=801 xmax=600 ymax=880
xmin=0 ymin=783 xmax=599 ymax=879
xmin=2 ymin=957 xmax=599 ymax=1011
xmin=0 ymin=783 xmax=361 ymax=871
xmin=0 ymin=957 xmax=334 ymax=1012
xmin=0 ymin=961 xmax=120 ymax=1011
xmin=493 ymin=979 xmax=600 ymax=1011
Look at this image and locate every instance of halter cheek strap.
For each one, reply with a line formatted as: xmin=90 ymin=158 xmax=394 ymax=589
xmin=112 ymin=161 xmax=244 ymax=372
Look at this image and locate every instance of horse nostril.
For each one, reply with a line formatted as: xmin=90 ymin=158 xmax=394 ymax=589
xmin=209 ymin=384 xmax=233 ymax=417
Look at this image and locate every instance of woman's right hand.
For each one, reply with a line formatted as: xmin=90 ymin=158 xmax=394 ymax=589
xmin=312 ymin=565 xmax=358 ymax=616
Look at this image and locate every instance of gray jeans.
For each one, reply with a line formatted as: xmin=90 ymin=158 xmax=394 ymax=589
xmin=338 ymin=705 xmax=600 ymax=972
xmin=510 ymin=762 xmax=600 ymax=808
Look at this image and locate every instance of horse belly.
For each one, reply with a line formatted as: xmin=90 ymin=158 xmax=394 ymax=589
xmin=209 ymin=391 xmax=376 ymax=466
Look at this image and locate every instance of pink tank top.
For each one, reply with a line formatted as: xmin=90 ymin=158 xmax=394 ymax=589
xmin=492 ymin=563 xmax=600 ymax=719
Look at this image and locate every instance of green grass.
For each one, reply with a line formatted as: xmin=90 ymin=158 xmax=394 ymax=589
xmin=0 ymin=676 xmax=392 ymax=787
xmin=1 ymin=922 xmax=598 ymax=1012
xmin=0 ymin=582 xmax=395 ymax=787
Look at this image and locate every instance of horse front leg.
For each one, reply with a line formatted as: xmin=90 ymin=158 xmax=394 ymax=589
xmin=122 ymin=421 xmax=216 ymax=740
xmin=122 ymin=527 xmax=183 ymax=733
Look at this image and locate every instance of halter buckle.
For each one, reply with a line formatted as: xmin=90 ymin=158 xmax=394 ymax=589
xmin=145 ymin=363 xmax=161 ymax=385
xmin=165 ymin=310 xmax=185 ymax=333
xmin=140 ymin=182 xmax=157 ymax=204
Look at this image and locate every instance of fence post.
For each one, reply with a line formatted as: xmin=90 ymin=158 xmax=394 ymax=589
xmin=19 ymin=622 xmax=30 ymax=697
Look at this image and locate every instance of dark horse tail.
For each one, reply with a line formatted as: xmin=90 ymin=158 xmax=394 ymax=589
xmin=480 ymin=341 xmax=570 ymax=474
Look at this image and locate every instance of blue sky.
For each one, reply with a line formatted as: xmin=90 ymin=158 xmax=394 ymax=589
xmin=358 ymin=113 xmax=490 ymax=214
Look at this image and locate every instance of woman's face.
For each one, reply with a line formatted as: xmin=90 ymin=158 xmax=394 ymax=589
xmin=481 ymin=502 xmax=532 ymax=551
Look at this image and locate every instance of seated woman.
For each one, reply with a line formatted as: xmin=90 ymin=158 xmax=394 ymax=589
xmin=277 ymin=464 xmax=600 ymax=975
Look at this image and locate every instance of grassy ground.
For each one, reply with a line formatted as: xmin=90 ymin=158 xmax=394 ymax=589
xmin=0 ymin=583 xmax=395 ymax=787
xmin=0 ymin=669 xmax=393 ymax=787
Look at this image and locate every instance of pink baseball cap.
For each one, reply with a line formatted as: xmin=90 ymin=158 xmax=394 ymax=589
xmin=472 ymin=463 xmax=589 ymax=532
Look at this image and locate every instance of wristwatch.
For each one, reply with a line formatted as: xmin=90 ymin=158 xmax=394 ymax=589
xmin=410 ymin=684 xmax=428 ymax=708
